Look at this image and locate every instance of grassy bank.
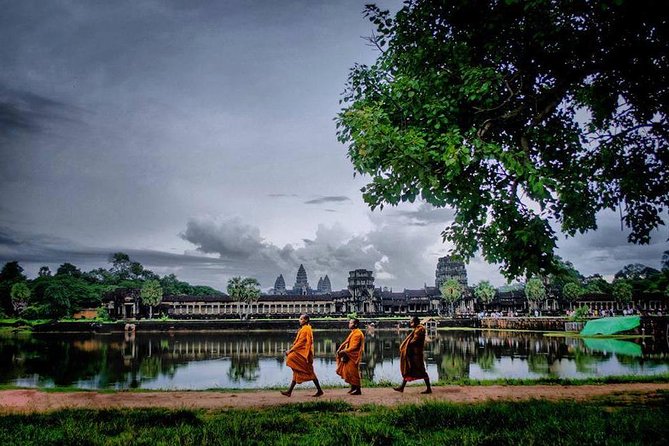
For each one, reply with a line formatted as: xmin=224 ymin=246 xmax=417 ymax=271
xmin=2 ymin=397 xmax=668 ymax=445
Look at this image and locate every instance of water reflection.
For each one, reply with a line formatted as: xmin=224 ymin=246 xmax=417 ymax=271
xmin=1 ymin=329 xmax=667 ymax=389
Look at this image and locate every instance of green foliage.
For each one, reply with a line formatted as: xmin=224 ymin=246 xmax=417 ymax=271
xmin=562 ymin=282 xmax=583 ymax=302
xmin=570 ymin=306 xmax=590 ymax=321
xmin=615 ymin=263 xmax=661 ymax=281
xmin=0 ymin=261 xmax=27 ymax=315
xmin=524 ymin=277 xmax=546 ymax=302
xmin=347 ymin=311 xmax=359 ymax=320
xmin=10 ymin=282 xmax=30 ymax=313
xmin=140 ymin=280 xmax=163 ymax=319
xmin=582 ymin=274 xmax=611 ymax=295
xmin=612 ymin=279 xmax=633 ymax=303
xmin=96 ymin=306 xmax=111 ymax=322
xmin=440 ymin=279 xmax=463 ymax=303
xmin=227 ymin=277 xmax=261 ymax=319
xmin=336 ymin=1 xmax=669 ymax=280
xmin=1 ymin=256 xmax=222 ymax=321
xmin=440 ymin=279 xmax=463 ymax=316
xmin=56 ymin=262 xmax=82 ymax=278
xmin=473 ymin=280 xmax=495 ymax=305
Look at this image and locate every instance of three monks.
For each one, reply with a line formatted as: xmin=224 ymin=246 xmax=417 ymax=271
xmin=394 ymin=316 xmax=432 ymax=394
xmin=281 ymin=314 xmax=324 ymax=397
xmin=336 ymin=318 xmax=365 ymax=395
xmin=282 ymin=315 xmax=430 ymax=396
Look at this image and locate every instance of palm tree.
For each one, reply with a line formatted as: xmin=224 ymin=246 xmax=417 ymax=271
xmin=241 ymin=277 xmax=261 ymax=318
xmin=525 ymin=277 xmax=546 ymax=313
xmin=440 ymin=279 xmax=463 ymax=316
xmin=227 ymin=277 xmax=261 ymax=320
xmin=474 ymin=281 xmax=496 ymax=312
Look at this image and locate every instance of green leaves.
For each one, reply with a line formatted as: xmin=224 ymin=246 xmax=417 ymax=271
xmin=336 ymin=0 xmax=669 ymax=280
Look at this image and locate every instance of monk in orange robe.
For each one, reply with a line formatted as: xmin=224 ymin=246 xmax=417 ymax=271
xmin=394 ymin=316 xmax=432 ymax=394
xmin=281 ymin=314 xmax=323 ymax=397
xmin=336 ymin=318 xmax=365 ymax=395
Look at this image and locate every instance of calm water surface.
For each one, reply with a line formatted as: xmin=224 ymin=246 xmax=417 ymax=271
xmin=1 ymin=329 xmax=668 ymax=389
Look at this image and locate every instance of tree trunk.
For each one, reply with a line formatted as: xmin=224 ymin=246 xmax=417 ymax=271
xmin=149 ymin=306 xmax=153 ymax=319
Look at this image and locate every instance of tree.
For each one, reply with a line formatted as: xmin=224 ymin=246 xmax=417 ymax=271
xmin=439 ymin=278 xmax=463 ymax=316
xmin=524 ymin=277 xmax=546 ymax=312
xmin=615 ymin=263 xmax=660 ymax=281
xmin=583 ymin=274 xmax=611 ymax=295
xmin=10 ymin=282 xmax=30 ymax=314
xmin=473 ymin=280 xmax=496 ymax=310
xmin=109 ymin=252 xmax=132 ymax=280
xmin=612 ymin=279 xmax=633 ymax=304
xmin=38 ymin=266 xmax=52 ymax=277
xmin=0 ymin=261 xmax=26 ymax=315
xmin=227 ymin=277 xmax=261 ymax=320
xmin=140 ymin=280 xmax=163 ymax=319
xmin=336 ymin=1 xmax=669 ymax=280
xmin=56 ymin=262 xmax=82 ymax=278
xmin=562 ymin=282 xmax=583 ymax=309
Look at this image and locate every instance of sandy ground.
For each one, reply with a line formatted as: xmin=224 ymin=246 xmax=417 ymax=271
xmin=1 ymin=383 xmax=668 ymax=413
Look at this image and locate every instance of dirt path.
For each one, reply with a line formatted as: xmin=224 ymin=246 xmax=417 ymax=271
xmin=2 ymin=383 xmax=668 ymax=413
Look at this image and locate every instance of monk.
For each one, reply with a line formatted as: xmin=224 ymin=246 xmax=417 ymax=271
xmin=336 ymin=318 xmax=365 ymax=395
xmin=394 ymin=316 xmax=432 ymax=394
xmin=281 ymin=314 xmax=324 ymax=397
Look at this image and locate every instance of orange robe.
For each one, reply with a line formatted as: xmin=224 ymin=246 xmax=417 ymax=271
xmin=286 ymin=324 xmax=316 ymax=383
xmin=336 ymin=328 xmax=365 ymax=386
xmin=399 ymin=325 xmax=429 ymax=381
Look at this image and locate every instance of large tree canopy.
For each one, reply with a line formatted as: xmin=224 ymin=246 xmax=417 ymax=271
xmin=336 ymin=0 xmax=668 ymax=279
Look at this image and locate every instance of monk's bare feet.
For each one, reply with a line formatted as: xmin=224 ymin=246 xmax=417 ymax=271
xmin=420 ymin=389 xmax=432 ymax=394
xmin=280 ymin=391 xmax=291 ymax=397
xmin=350 ymin=389 xmax=362 ymax=395
xmin=312 ymin=390 xmax=324 ymax=397
xmin=347 ymin=388 xmax=355 ymax=394
xmin=393 ymin=387 xmax=404 ymax=393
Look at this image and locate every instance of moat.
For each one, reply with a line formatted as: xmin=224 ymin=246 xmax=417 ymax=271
xmin=1 ymin=329 xmax=668 ymax=390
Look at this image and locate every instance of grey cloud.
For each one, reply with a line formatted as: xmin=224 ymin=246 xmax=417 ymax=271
xmin=304 ymin=196 xmax=351 ymax=205
xmin=388 ymin=203 xmax=456 ymax=226
xmin=180 ymin=216 xmax=441 ymax=290
xmin=0 ymin=86 xmax=78 ymax=139
xmin=267 ymin=194 xmax=299 ymax=198
xmin=0 ymin=226 xmax=243 ymax=290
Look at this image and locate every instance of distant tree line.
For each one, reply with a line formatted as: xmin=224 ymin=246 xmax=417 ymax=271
xmin=0 ymin=252 xmax=222 ymax=320
xmin=440 ymin=252 xmax=669 ymax=313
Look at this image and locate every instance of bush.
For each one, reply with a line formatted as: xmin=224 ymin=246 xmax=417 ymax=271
xmin=21 ymin=305 xmax=51 ymax=320
xmin=96 ymin=306 xmax=112 ymax=321
xmin=570 ymin=306 xmax=590 ymax=321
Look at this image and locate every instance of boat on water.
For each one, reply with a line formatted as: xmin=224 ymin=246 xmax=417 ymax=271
xmin=580 ymin=315 xmax=641 ymax=336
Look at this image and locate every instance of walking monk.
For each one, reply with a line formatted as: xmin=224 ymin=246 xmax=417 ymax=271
xmin=394 ymin=316 xmax=432 ymax=394
xmin=336 ymin=318 xmax=365 ymax=395
xmin=281 ymin=314 xmax=324 ymax=397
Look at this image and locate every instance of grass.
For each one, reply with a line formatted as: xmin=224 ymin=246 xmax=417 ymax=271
xmin=1 ymin=397 xmax=668 ymax=445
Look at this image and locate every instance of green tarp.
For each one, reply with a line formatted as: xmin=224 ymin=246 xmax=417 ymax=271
xmin=580 ymin=315 xmax=640 ymax=336
xmin=583 ymin=338 xmax=642 ymax=357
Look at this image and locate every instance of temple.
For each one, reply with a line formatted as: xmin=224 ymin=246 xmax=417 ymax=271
xmin=104 ymin=256 xmax=665 ymax=320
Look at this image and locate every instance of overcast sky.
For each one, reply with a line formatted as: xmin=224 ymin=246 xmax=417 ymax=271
xmin=1 ymin=0 xmax=666 ymax=292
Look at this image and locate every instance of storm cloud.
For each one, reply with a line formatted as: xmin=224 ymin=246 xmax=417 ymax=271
xmin=1 ymin=0 xmax=665 ymax=292
xmin=304 ymin=196 xmax=351 ymax=205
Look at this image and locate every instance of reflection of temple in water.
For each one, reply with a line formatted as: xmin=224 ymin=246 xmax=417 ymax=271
xmin=3 ymin=330 xmax=668 ymax=389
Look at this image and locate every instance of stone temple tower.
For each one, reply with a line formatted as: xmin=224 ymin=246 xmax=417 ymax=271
xmin=322 ymin=275 xmax=331 ymax=293
xmin=273 ymin=274 xmax=286 ymax=295
xmin=435 ymin=256 xmax=468 ymax=289
xmin=293 ymin=264 xmax=310 ymax=295
xmin=317 ymin=275 xmax=332 ymax=293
